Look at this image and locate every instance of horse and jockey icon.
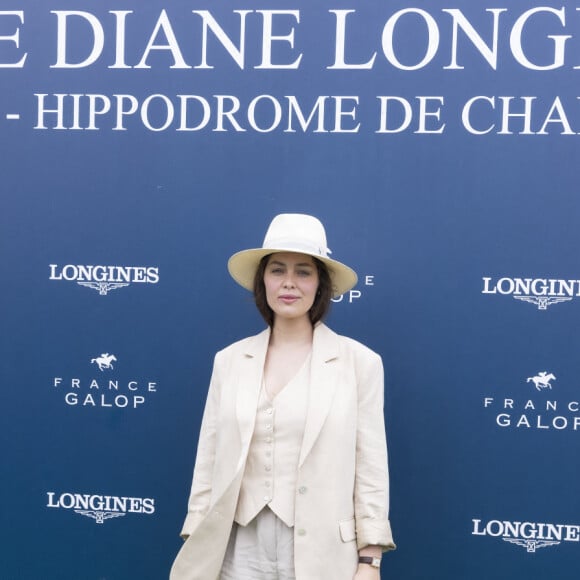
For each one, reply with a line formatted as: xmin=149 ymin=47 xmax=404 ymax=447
xmin=526 ymin=371 xmax=556 ymax=391
xmin=90 ymin=353 xmax=117 ymax=371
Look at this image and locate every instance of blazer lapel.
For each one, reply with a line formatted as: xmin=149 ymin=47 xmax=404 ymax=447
xmin=299 ymin=324 xmax=340 ymax=467
xmin=235 ymin=328 xmax=270 ymax=455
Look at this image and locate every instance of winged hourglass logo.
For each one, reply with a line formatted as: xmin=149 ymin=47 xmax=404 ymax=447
xmin=513 ymin=295 xmax=572 ymax=310
xmin=75 ymin=510 xmax=126 ymax=524
xmin=503 ymin=538 xmax=560 ymax=553
xmin=78 ymin=281 xmax=129 ymax=295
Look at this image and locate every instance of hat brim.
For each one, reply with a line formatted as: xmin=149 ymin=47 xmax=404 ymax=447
xmin=228 ymin=248 xmax=358 ymax=298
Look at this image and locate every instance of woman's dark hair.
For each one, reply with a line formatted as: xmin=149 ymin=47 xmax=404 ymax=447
xmin=253 ymin=254 xmax=333 ymax=327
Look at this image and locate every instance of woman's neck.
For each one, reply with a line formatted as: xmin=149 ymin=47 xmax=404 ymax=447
xmin=270 ymin=316 xmax=314 ymax=347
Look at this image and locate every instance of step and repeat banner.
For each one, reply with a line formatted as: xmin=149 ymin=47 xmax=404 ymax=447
xmin=1 ymin=1 xmax=578 ymax=579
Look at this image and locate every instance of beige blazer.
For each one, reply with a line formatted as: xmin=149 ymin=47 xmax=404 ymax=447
xmin=170 ymin=323 xmax=395 ymax=580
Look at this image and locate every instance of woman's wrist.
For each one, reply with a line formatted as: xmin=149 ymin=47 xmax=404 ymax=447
xmin=354 ymin=561 xmax=381 ymax=579
xmin=358 ymin=544 xmax=382 ymax=571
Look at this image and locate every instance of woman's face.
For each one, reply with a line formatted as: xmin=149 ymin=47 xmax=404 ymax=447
xmin=263 ymin=252 xmax=319 ymax=322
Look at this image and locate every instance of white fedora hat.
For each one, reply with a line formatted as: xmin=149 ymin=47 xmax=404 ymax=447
xmin=227 ymin=214 xmax=358 ymax=298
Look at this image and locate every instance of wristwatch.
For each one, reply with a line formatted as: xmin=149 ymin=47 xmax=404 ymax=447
xmin=358 ymin=556 xmax=381 ymax=568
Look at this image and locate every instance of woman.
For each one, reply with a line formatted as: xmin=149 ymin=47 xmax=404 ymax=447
xmin=170 ymin=214 xmax=395 ymax=580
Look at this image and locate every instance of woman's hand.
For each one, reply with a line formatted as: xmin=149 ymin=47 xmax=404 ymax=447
xmin=354 ymin=564 xmax=381 ymax=580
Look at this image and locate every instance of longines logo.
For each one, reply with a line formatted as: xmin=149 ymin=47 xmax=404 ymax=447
xmin=482 ymin=276 xmax=577 ymax=309
xmin=49 ymin=264 xmax=159 ymax=295
xmin=47 ymin=492 xmax=155 ymax=524
xmin=52 ymin=353 xmax=158 ymax=409
xmin=472 ymin=518 xmax=580 ymax=553
xmin=482 ymin=371 xmax=580 ymax=431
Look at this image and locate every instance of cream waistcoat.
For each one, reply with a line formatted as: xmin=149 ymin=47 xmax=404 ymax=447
xmin=234 ymin=354 xmax=310 ymax=527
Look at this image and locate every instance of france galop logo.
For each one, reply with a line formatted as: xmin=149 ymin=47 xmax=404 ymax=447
xmin=90 ymin=353 xmax=117 ymax=371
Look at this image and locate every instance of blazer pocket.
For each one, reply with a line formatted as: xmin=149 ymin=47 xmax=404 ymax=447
xmin=338 ymin=517 xmax=356 ymax=543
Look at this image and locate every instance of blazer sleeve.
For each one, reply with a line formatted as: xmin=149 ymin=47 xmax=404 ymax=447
xmin=179 ymin=352 xmax=223 ymax=539
xmin=354 ymin=351 xmax=396 ymax=552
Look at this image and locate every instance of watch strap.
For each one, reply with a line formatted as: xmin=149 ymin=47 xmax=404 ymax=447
xmin=358 ymin=556 xmax=381 ymax=568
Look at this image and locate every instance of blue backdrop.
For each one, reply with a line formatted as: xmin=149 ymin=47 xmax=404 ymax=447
xmin=1 ymin=1 xmax=579 ymax=578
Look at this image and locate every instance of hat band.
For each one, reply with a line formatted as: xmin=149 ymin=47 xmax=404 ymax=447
xmin=263 ymin=237 xmax=331 ymax=259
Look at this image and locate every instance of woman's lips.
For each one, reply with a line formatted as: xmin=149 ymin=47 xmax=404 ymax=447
xmin=279 ymin=295 xmax=299 ymax=304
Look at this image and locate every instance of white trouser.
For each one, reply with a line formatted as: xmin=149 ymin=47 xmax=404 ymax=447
xmin=220 ymin=507 xmax=296 ymax=580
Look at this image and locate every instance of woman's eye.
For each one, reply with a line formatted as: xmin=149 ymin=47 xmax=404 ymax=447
xmin=298 ymin=270 xmax=311 ymax=277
